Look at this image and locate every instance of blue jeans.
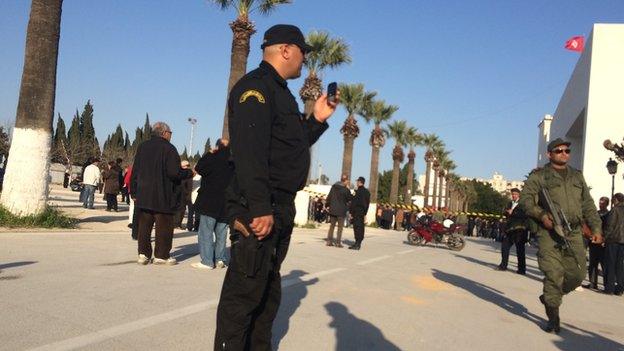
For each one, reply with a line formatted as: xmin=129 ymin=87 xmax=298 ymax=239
xmin=198 ymin=215 xmax=228 ymax=266
xmin=82 ymin=185 xmax=96 ymax=208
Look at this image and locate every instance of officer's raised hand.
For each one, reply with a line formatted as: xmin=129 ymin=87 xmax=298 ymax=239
xmin=313 ymin=91 xmax=340 ymax=123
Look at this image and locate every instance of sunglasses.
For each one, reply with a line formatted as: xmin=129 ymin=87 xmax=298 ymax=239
xmin=552 ymin=148 xmax=571 ymax=154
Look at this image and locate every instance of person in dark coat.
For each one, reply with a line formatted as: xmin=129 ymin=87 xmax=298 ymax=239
xmin=102 ymin=160 xmax=120 ymax=211
xmin=497 ymin=188 xmax=528 ymax=274
xmin=175 ymin=160 xmax=194 ymax=230
xmin=325 ymin=175 xmax=353 ymax=248
xmin=130 ymin=122 xmax=193 ymax=265
xmin=191 ymin=139 xmax=234 ymax=270
xmin=348 ymin=176 xmax=370 ymax=250
xmin=604 ymin=193 xmax=624 ymax=295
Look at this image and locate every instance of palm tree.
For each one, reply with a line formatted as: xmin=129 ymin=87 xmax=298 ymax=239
xmin=387 ymin=120 xmax=409 ymax=204
xmin=438 ymin=157 xmax=456 ymax=209
xmin=300 ymin=31 xmax=351 ymax=118
xmin=363 ymin=100 xmax=397 ymax=204
xmin=432 ymin=148 xmax=450 ymax=210
xmin=211 ymin=0 xmax=291 ymax=139
xmin=404 ymin=127 xmax=423 ymax=204
xmin=337 ymin=83 xmax=376 ymax=180
xmin=421 ymin=134 xmax=443 ymax=208
xmin=1 ymin=0 xmax=63 ymax=216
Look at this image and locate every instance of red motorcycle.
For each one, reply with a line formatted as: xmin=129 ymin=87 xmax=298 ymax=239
xmin=407 ymin=218 xmax=466 ymax=251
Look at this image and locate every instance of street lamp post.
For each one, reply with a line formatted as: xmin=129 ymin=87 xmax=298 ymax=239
xmin=188 ymin=117 xmax=197 ymax=156
xmin=606 ymin=158 xmax=618 ymax=206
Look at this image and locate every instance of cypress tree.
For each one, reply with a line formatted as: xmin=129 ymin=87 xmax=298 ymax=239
xmin=67 ymin=112 xmax=81 ymax=165
xmin=204 ymin=138 xmax=212 ymax=155
xmin=143 ymin=113 xmax=152 ymax=140
xmin=52 ymin=114 xmax=68 ymax=163
xmin=79 ymin=100 xmax=97 ymax=163
xmin=180 ymin=147 xmax=188 ymax=161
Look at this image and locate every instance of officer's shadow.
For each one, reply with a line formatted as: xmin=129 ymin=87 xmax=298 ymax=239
xmin=431 ymin=269 xmax=624 ymax=351
xmin=324 ymin=302 xmax=401 ymax=351
xmin=272 ymin=270 xmax=318 ymax=350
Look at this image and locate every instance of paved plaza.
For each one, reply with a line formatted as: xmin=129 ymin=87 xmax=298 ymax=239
xmin=1 ymin=188 xmax=624 ymax=350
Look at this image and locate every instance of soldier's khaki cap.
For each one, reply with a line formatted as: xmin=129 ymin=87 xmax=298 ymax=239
xmin=547 ymin=138 xmax=571 ymax=152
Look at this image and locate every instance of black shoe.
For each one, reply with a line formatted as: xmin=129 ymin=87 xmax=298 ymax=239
xmin=495 ymin=265 xmax=507 ymax=271
xmin=127 ymin=223 xmax=133 ymax=229
xmin=348 ymin=244 xmax=360 ymax=250
xmin=516 ymin=270 xmax=526 ymax=275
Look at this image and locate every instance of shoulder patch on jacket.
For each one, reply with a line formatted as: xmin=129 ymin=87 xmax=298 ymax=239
xmin=239 ymin=90 xmax=265 ymax=104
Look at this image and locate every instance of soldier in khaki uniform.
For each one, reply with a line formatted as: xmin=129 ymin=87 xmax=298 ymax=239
xmin=519 ymin=138 xmax=603 ymax=334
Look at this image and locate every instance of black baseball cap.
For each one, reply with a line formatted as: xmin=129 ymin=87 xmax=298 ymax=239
xmin=260 ymin=24 xmax=313 ymax=53
xmin=547 ymin=138 xmax=571 ymax=152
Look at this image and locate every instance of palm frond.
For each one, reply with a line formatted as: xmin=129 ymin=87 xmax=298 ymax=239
xmin=256 ymin=0 xmax=292 ymax=15
xmin=304 ymin=30 xmax=351 ymax=75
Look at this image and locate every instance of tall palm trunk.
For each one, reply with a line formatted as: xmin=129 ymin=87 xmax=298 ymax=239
xmin=389 ymin=145 xmax=403 ymax=204
xmin=437 ymin=172 xmax=444 ymax=209
xmin=340 ymin=115 xmax=359 ymax=180
xmin=445 ymin=177 xmax=451 ymax=210
xmin=390 ymin=159 xmax=401 ymax=204
xmin=221 ymin=18 xmax=255 ymax=139
xmin=369 ymin=145 xmax=381 ymax=203
xmin=423 ymin=151 xmax=433 ymax=207
xmin=405 ymin=149 xmax=415 ymax=204
xmin=1 ymin=0 xmax=62 ymax=216
xmin=431 ymin=168 xmax=439 ymax=210
xmin=369 ymin=125 xmax=385 ymax=204
xmin=300 ymin=74 xmax=322 ymax=183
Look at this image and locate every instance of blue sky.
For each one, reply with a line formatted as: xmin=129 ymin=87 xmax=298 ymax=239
xmin=1 ymin=0 xmax=623 ymax=183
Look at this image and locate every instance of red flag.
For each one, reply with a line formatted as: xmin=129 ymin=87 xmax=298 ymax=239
xmin=564 ymin=36 xmax=584 ymax=52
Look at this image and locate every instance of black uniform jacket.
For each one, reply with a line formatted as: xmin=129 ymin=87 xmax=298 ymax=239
xmin=227 ymin=61 xmax=328 ymax=218
xmin=194 ymin=147 xmax=234 ymax=221
xmin=130 ymin=136 xmax=193 ymax=214
xmin=350 ymin=186 xmax=371 ymax=217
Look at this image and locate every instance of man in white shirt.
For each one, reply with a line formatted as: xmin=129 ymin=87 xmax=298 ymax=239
xmin=82 ymin=158 xmax=101 ymax=209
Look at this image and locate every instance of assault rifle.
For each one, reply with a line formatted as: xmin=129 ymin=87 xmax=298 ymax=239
xmin=539 ymin=188 xmax=581 ymax=269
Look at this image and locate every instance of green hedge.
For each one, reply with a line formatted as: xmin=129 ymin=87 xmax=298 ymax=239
xmin=0 ymin=206 xmax=77 ymax=229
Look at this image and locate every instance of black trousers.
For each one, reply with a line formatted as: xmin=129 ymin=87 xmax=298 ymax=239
xmin=137 ymin=209 xmax=174 ymax=259
xmin=352 ymin=214 xmax=365 ymax=244
xmin=105 ymin=193 xmax=118 ymax=210
xmin=588 ymin=243 xmax=605 ymax=287
xmin=604 ymin=243 xmax=624 ymax=294
xmin=500 ymin=230 xmax=527 ymax=273
xmin=214 ymin=202 xmax=295 ymax=351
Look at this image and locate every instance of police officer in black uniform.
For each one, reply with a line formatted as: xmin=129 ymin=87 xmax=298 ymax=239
xmin=214 ymin=24 xmax=339 ymax=351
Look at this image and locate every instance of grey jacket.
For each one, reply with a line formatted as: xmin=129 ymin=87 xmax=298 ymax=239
xmin=605 ymin=203 xmax=624 ymax=244
xmin=326 ymin=182 xmax=352 ymax=217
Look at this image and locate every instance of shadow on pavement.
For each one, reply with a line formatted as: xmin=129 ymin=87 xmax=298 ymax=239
xmin=0 ymin=261 xmax=37 ymax=270
xmin=272 ymin=270 xmax=318 ymax=350
xmin=324 ymin=302 xmax=401 ymax=351
xmin=430 ymin=269 xmax=624 ymax=350
xmin=174 ymin=231 xmax=198 ymax=239
xmin=80 ymin=215 xmax=125 ymax=224
xmin=170 ymin=243 xmax=199 ymax=262
xmin=452 ymin=254 xmax=544 ymax=283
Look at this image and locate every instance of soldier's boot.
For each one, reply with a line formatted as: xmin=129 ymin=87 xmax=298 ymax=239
xmin=539 ymin=295 xmax=561 ymax=334
xmin=589 ymin=270 xmax=598 ymax=290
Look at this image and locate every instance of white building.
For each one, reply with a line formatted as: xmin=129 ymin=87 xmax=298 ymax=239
xmin=458 ymin=172 xmax=524 ymax=194
xmin=537 ymin=24 xmax=624 ymax=202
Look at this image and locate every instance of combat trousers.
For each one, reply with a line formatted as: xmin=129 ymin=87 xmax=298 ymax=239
xmin=536 ymin=229 xmax=586 ymax=307
xmin=499 ymin=230 xmax=527 ymax=273
xmin=352 ymin=214 xmax=365 ymax=244
xmin=214 ymin=201 xmax=295 ymax=351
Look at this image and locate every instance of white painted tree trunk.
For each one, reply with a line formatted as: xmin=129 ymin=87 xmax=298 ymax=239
xmin=1 ymin=127 xmax=51 ymax=215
